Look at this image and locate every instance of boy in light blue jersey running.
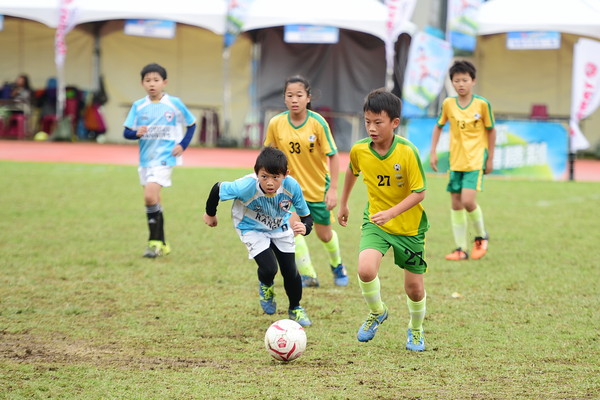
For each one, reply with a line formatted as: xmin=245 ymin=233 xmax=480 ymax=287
xmin=123 ymin=63 xmax=196 ymax=258
xmin=203 ymin=147 xmax=314 ymax=326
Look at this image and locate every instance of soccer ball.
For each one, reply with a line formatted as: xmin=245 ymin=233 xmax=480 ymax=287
xmin=264 ymin=319 xmax=307 ymax=362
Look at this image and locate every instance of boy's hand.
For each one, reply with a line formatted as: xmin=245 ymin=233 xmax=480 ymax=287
xmin=204 ymin=213 xmax=218 ymax=227
xmin=370 ymin=210 xmax=393 ymax=226
xmin=429 ymin=153 xmax=438 ymax=172
xmin=136 ymin=126 xmax=148 ymax=137
xmin=292 ymin=221 xmax=306 ymax=236
xmin=172 ymin=144 xmax=184 ymax=157
xmin=337 ymin=205 xmax=350 ymax=227
xmin=325 ymin=188 xmax=338 ymax=210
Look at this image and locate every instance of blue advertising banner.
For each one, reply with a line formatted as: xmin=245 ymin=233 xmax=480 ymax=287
xmin=406 ymin=118 xmax=569 ymax=180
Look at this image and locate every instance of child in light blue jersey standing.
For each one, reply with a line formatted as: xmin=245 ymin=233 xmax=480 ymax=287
xmin=203 ymin=147 xmax=314 ymax=326
xmin=123 ymin=63 xmax=196 ymax=258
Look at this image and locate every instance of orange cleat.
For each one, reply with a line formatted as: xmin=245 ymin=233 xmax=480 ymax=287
xmin=471 ymin=235 xmax=489 ymax=260
xmin=445 ymin=248 xmax=468 ymax=261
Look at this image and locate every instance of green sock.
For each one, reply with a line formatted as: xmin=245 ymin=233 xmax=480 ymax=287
xmin=467 ymin=205 xmax=486 ymax=237
xmin=450 ymin=209 xmax=468 ymax=250
xmin=295 ymin=235 xmax=317 ymax=278
xmin=407 ymin=293 xmax=426 ymax=331
xmin=358 ymin=275 xmax=384 ymax=314
xmin=320 ymin=230 xmax=342 ymax=267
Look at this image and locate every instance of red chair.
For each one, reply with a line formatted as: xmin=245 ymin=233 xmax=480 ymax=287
xmin=0 ymin=113 xmax=27 ymax=139
xmin=530 ymin=104 xmax=549 ymax=120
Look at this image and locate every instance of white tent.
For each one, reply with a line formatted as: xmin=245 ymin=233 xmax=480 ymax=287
xmin=0 ymin=0 xmax=227 ymax=33
xmin=243 ymin=0 xmax=416 ymax=41
xmin=478 ymin=0 xmax=600 ymax=40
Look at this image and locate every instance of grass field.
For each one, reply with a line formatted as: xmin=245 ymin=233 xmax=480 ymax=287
xmin=1 ymin=161 xmax=599 ymax=399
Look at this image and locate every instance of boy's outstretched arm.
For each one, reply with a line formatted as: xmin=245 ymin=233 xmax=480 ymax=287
xmin=204 ymin=182 xmax=221 ymax=227
xmin=337 ymin=166 xmax=358 ymax=227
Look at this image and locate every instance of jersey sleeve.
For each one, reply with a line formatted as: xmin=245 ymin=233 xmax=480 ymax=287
xmin=219 ymin=176 xmax=255 ymax=202
xmin=436 ymin=99 xmax=449 ymax=127
xmin=171 ymin=97 xmax=197 ymax=126
xmin=481 ymin=99 xmax=495 ymax=129
xmin=348 ymin=145 xmax=361 ymax=176
xmin=123 ymin=102 xmax=139 ymax=129
xmin=313 ymin=113 xmax=337 ymax=156
xmin=406 ymin=146 xmax=427 ymax=193
xmin=263 ymin=119 xmax=277 ymax=147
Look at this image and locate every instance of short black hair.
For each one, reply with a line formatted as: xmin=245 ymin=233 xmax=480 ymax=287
xmin=449 ymin=60 xmax=476 ymax=80
xmin=255 ymin=147 xmax=288 ymax=175
xmin=363 ymin=88 xmax=402 ymax=120
xmin=141 ymin=63 xmax=167 ymax=80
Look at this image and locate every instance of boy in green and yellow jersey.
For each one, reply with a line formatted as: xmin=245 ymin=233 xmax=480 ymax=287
xmin=338 ymin=88 xmax=429 ymax=351
xmin=430 ymin=60 xmax=496 ymax=261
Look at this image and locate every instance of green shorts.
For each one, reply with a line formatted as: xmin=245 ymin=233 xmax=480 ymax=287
xmin=359 ymin=222 xmax=427 ymax=274
xmin=447 ymin=170 xmax=485 ymax=193
xmin=306 ymin=200 xmax=334 ymax=225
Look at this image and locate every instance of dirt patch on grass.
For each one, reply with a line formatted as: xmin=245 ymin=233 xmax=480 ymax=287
xmin=0 ymin=330 xmax=227 ymax=371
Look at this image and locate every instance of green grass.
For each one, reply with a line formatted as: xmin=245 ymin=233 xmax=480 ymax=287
xmin=0 ymin=161 xmax=598 ymax=399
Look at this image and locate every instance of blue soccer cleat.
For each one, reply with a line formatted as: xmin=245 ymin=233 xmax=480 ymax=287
xmin=288 ymin=306 xmax=312 ymax=327
xmin=406 ymin=328 xmax=425 ymax=351
xmin=258 ymin=282 xmax=276 ymax=315
xmin=331 ymin=264 xmax=349 ymax=286
xmin=301 ymin=275 xmax=320 ymax=288
xmin=357 ymin=304 xmax=388 ymax=342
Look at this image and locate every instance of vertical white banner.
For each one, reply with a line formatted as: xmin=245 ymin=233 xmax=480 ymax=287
xmin=55 ymin=0 xmax=78 ymax=121
xmin=384 ymin=0 xmax=416 ymax=90
xmin=569 ymin=38 xmax=600 ymax=151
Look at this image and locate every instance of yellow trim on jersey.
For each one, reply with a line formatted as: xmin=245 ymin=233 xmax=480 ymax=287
xmin=264 ymin=110 xmax=337 ymax=202
xmin=436 ymin=95 xmax=495 ymax=171
xmin=349 ymin=135 xmax=429 ymax=236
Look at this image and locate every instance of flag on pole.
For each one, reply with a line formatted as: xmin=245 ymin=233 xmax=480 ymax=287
xmin=55 ymin=0 xmax=78 ymax=67
xmin=402 ymin=31 xmax=453 ymax=117
xmin=569 ymin=38 xmax=600 ymax=152
xmin=384 ymin=0 xmax=416 ymax=90
xmin=55 ymin=0 xmax=78 ymax=131
xmin=446 ymin=0 xmax=482 ymax=53
xmin=224 ymin=0 xmax=255 ymax=48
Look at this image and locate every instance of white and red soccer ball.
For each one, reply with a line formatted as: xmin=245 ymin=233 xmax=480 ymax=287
xmin=264 ymin=319 xmax=307 ymax=362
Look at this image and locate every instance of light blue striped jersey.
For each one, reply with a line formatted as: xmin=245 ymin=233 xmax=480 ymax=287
xmin=123 ymin=94 xmax=196 ymax=167
xmin=219 ymin=174 xmax=310 ymax=234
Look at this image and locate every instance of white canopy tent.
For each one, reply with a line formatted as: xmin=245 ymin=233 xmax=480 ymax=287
xmin=0 ymin=0 xmax=227 ymax=33
xmin=475 ymin=0 xmax=600 ymax=154
xmin=243 ymin=0 xmax=416 ymax=42
xmin=478 ymin=0 xmax=600 ymax=40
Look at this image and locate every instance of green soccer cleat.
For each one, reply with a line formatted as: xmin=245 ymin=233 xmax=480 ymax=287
xmin=288 ymin=306 xmax=312 ymax=327
xmin=357 ymin=304 xmax=388 ymax=342
xmin=143 ymin=240 xmax=164 ymax=258
xmin=162 ymin=242 xmax=171 ymax=256
xmin=258 ymin=282 xmax=276 ymax=315
xmin=406 ymin=328 xmax=425 ymax=351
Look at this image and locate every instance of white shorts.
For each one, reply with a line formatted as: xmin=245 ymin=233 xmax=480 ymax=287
xmin=238 ymin=229 xmax=296 ymax=259
xmin=138 ymin=166 xmax=173 ymax=187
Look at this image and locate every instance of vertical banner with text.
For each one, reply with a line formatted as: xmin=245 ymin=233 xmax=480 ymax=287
xmin=569 ymin=38 xmax=600 ymax=152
